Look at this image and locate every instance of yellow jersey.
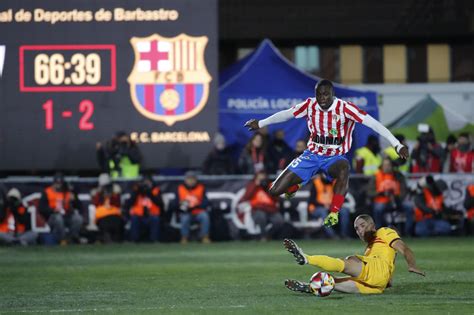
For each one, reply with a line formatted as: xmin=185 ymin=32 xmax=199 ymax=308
xmin=363 ymin=227 xmax=401 ymax=274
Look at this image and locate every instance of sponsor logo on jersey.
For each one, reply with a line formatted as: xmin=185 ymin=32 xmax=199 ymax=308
xmin=313 ymin=135 xmax=345 ymax=145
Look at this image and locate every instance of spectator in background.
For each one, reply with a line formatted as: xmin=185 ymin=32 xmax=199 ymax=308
xmin=414 ymin=176 xmax=451 ymax=237
xmin=91 ymin=174 xmax=123 ymax=243
xmin=39 ymin=173 xmax=83 ymax=244
xmin=202 ymin=132 xmax=235 ymax=175
xmin=0 ymin=188 xmax=37 ymax=246
xmin=175 ymin=171 xmax=211 ymax=244
xmin=353 ymin=135 xmax=382 ymax=176
xmin=411 ymin=126 xmax=443 ymax=173
xmin=368 ymin=158 xmax=413 ymax=236
xmin=96 ymin=131 xmax=142 ymax=179
xmin=291 ymin=139 xmax=307 ymax=160
xmin=464 ymin=184 xmax=474 ymax=235
xmin=307 ymin=173 xmax=351 ymax=239
xmin=239 ymin=132 xmax=270 ymax=174
xmin=449 ymin=133 xmax=473 ymax=173
xmin=127 ymin=176 xmax=164 ymax=243
xmin=384 ymin=134 xmax=410 ymax=173
xmin=259 ymin=126 xmax=271 ymax=147
xmin=442 ymin=134 xmax=457 ymax=172
xmin=268 ymin=129 xmax=293 ymax=174
xmin=239 ymin=171 xmax=283 ymax=241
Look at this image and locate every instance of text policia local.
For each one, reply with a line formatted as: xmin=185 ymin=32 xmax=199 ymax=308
xmin=0 ymin=8 xmax=180 ymax=24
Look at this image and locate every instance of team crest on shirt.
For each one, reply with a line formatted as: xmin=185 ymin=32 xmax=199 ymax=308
xmin=330 ymin=115 xmax=341 ymax=136
xmin=128 ymin=34 xmax=212 ymax=126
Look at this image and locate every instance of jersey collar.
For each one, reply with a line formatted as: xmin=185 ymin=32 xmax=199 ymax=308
xmin=317 ymin=98 xmax=338 ymax=112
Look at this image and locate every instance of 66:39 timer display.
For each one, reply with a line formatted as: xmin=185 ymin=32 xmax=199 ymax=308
xmin=34 ymin=53 xmax=101 ymax=86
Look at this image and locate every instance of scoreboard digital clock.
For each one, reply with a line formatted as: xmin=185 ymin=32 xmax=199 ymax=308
xmin=0 ymin=0 xmax=218 ymax=171
xmin=20 ymin=45 xmax=116 ymax=92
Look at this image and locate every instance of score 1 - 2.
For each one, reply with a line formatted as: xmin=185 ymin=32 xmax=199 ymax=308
xmin=42 ymin=99 xmax=94 ymax=131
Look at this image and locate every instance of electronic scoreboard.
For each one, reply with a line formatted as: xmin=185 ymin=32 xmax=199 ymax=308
xmin=0 ymin=0 xmax=217 ymax=171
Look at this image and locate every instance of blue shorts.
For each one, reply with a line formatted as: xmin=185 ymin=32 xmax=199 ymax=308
xmin=287 ymin=149 xmax=349 ymax=185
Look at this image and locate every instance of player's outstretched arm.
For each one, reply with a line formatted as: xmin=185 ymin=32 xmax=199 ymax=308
xmin=361 ymin=115 xmax=409 ymax=159
xmin=391 ymin=239 xmax=425 ymax=276
xmin=244 ymin=119 xmax=260 ymax=131
xmin=244 ymin=108 xmax=294 ymax=131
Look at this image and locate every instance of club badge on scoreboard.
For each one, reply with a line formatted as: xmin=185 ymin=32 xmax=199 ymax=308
xmin=128 ymin=34 xmax=212 ymax=126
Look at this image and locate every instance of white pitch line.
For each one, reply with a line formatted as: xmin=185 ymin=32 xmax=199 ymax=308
xmin=1 ymin=305 xmax=247 ymax=314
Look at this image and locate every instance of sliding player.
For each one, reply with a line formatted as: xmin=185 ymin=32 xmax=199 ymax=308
xmin=284 ymin=214 xmax=425 ymax=294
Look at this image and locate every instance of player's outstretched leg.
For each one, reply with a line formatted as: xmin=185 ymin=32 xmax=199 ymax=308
xmin=269 ymin=169 xmax=302 ymax=197
xmin=324 ymin=159 xmax=350 ymax=227
xmin=285 ymin=279 xmax=312 ymax=294
xmin=284 ymin=183 xmax=303 ymax=199
xmin=283 ymin=239 xmax=308 ymax=265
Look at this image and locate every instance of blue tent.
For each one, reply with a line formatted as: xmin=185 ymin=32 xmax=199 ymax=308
xmin=219 ymin=39 xmax=379 ymax=160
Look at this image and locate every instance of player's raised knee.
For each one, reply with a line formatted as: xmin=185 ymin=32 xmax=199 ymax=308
xmin=342 ymin=255 xmax=363 ymax=277
xmin=268 ymin=183 xmax=281 ymax=196
xmin=339 ymin=160 xmax=350 ymax=175
xmin=344 ymin=255 xmax=360 ymax=263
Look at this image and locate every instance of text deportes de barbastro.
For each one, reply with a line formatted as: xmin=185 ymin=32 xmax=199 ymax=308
xmin=0 ymin=8 xmax=179 ymax=24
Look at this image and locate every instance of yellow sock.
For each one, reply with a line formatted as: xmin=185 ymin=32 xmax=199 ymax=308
xmin=306 ymin=255 xmax=345 ymax=273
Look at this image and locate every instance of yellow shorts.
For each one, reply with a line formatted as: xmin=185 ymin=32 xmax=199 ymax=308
xmin=351 ymin=255 xmax=392 ymax=294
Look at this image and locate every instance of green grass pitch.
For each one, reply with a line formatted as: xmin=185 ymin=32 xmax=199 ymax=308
xmin=1 ymin=238 xmax=473 ymax=314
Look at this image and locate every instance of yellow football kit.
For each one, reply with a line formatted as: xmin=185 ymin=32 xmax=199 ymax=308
xmin=352 ymin=227 xmax=401 ymax=294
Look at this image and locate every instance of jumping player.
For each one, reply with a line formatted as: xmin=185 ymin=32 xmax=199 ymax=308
xmin=283 ymin=214 xmax=425 ymax=294
xmin=244 ymin=80 xmax=409 ymax=227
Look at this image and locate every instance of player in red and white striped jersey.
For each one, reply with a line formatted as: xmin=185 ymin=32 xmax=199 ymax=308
xmin=245 ymin=80 xmax=409 ymax=227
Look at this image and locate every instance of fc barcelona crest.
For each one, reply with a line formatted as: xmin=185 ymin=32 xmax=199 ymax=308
xmin=128 ymin=34 xmax=212 ymax=126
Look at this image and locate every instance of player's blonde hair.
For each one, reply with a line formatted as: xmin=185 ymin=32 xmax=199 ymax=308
xmin=355 ymin=214 xmax=375 ymax=225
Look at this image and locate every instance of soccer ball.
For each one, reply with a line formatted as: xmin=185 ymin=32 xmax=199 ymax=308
xmin=309 ymin=272 xmax=335 ymax=297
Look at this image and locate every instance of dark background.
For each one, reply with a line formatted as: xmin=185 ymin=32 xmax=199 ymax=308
xmin=0 ymin=0 xmax=218 ymax=171
xmin=218 ymin=0 xmax=474 ymax=77
xmin=219 ymin=0 xmax=473 ymax=43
